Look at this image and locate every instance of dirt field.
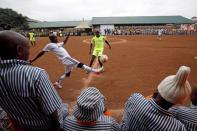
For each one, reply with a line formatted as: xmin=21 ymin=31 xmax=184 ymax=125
xmin=29 ymin=35 xmax=197 ymax=122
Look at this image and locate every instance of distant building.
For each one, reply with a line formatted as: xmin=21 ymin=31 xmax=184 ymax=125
xmin=191 ymin=16 xmax=197 ymax=23
xmin=191 ymin=16 xmax=197 ymax=29
xmin=29 ymin=15 xmax=195 ymax=34
xmin=30 ymin=20 xmax=92 ymax=30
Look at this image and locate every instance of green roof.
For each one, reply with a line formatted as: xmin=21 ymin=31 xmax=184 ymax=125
xmin=30 ymin=16 xmax=195 ymax=29
xmin=92 ymin=16 xmax=195 ymax=25
xmin=30 ymin=20 xmax=92 ymax=29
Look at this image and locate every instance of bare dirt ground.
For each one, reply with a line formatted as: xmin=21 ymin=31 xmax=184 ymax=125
xmin=29 ymin=35 xmax=197 ymax=122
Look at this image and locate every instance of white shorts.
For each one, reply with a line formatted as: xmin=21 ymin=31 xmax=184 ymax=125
xmin=158 ymin=33 xmax=162 ymax=36
xmin=62 ymin=57 xmax=80 ymax=73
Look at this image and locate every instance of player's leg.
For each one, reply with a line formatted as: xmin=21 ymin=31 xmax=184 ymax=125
xmin=98 ymin=56 xmax=103 ymax=67
xmin=33 ymin=40 xmax=36 ymax=46
xmin=98 ymin=49 xmax=104 ymax=72
xmin=89 ymin=55 xmax=96 ymax=67
xmin=33 ymin=38 xmax=36 ymax=46
xmin=89 ymin=49 xmax=98 ymax=67
xmin=30 ymin=40 xmax=34 ymax=46
xmin=57 ymin=71 xmax=71 ymax=83
xmin=159 ymin=34 xmax=161 ymax=40
xmin=77 ymin=62 xmax=103 ymax=73
xmin=63 ymin=57 xmax=103 ymax=74
xmin=53 ymin=66 xmax=72 ymax=88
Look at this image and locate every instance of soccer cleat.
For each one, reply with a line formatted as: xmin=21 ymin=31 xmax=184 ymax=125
xmin=53 ymin=83 xmax=62 ymax=89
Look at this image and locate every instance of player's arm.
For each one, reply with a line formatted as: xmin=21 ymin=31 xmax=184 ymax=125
xmin=30 ymin=51 xmax=46 ymax=63
xmin=62 ymin=33 xmax=70 ymax=45
xmin=89 ymin=43 xmax=93 ymax=55
xmin=105 ymin=40 xmax=111 ymax=49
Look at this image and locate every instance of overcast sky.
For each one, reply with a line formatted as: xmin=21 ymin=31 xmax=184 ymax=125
xmin=0 ymin=0 xmax=197 ymax=21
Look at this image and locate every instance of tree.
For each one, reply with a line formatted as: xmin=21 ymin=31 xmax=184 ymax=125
xmin=0 ymin=8 xmax=29 ymax=30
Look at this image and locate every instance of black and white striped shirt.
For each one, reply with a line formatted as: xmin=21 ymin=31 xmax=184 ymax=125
xmin=120 ymin=93 xmax=186 ymax=131
xmin=0 ymin=59 xmax=62 ymax=129
xmin=169 ymin=104 xmax=197 ymax=131
xmin=63 ymin=115 xmax=120 ymax=131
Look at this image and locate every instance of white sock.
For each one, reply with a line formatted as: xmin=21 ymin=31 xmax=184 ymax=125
xmin=57 ymin=74 xmax=67 ymax=84
xmin=82 ymin=65 xmax=99 ymax=73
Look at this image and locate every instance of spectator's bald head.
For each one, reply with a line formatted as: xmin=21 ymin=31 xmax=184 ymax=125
xmin=0 ymin=30 xmax=30 ymax=60
xmin=191 ymin=86 xmax=197 ymax=105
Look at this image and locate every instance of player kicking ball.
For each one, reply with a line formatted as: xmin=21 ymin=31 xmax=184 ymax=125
xmin=30 ymin=34 xmax=103 ymax=88
xmin=88 ymin=31 xmax=111 ymax=74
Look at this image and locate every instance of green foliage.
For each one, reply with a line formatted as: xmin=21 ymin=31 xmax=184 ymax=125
xmin=0 ymin=8 xmax=29 ymax=30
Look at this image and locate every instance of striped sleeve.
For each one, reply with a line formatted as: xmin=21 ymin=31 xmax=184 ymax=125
xmin=36 ymin=70 xmax=62 ymax=115
xmin=169 ymin=107 xmax=179 ymax=118
xmin=111 ymin=117 xmax=120 ymax=131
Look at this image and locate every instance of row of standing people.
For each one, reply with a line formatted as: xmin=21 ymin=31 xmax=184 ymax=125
xmin=0 ymin=30 xmax=196 ymax=130
xmin=104 ymin=28 xmax=196 ymax=35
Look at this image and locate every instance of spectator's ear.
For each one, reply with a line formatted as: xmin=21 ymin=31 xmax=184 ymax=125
xmin=16 ymin=45 xmax=22 ymax=57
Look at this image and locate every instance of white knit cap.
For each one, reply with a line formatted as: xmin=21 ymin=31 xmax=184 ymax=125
xmin=158 ymin=66 xmax=191 ymax=104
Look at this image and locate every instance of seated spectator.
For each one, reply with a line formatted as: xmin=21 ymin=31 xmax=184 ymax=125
xmin=0 ymin=30 xmax=69 ymax=130
xmin=169 ymin=86 xmax=197 ymax=131
xmin=121 ymin=66 xmax=191 ymax=131
xmin=63 ymin=87 xmax=120 ymax=131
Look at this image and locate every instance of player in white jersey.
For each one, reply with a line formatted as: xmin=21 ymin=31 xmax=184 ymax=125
xmin=30 ymin=34 xmax=103 ymax=88
xmin=157 ymin=29 xmax=162 ymax=40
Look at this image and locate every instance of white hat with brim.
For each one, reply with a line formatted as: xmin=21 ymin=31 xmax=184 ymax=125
xmin=73 ymin=87 xmax=105 ymax=122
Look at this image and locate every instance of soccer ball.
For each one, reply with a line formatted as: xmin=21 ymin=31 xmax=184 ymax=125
xmin=100 ymin=54 xmax=108 ymax=63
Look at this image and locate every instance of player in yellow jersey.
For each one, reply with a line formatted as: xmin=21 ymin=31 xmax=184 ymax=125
xmin=29 ymin=32 xmax=36 ymax=46
xmin=88 ymin=31 xmax=111 ymax=73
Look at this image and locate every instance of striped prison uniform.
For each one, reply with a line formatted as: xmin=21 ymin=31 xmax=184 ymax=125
xmin=0 ymin=59 xmax=68 ymax=130
xmin=169 ymin=104 xmax=197 ymax=131
xmin=120 ymin=93 xmax=186 ymax=131
xmin=63 ymin=115 xmax=120 ymax=131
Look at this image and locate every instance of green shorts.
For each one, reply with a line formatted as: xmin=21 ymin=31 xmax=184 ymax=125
xmin=93 ymin=49 xmax=103 ymax=57
xmin=30 ymin=38 xmax=35 ymax=42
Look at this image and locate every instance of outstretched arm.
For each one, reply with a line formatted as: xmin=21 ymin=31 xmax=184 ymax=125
xmin=63 ymin=33 xmax=70 ymax=45
xmin=30 ymin=51 xmax=46 ymax=63
xmin=105 ymin=40 xmax=111 ymax=49
xmin=89 ymin=44 xmax=93 ymax=55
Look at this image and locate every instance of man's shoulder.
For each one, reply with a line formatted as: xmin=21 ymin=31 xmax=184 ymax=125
xmin=92 ymin=36 xmax=96 ymax=39
xmin=126 ymin=93 xmax=147 ymax=106
xmin=97 ymin=114 xmax=117 ymax=123
xmin=129 ymin=93 xmax=145 ymax=100
xmin=47 ymin=42 xmax=56 ymax=45
xmin=169 ymin=105 xmax=192 ymax=114
xmin=22 ymin=65 xmax=45 ymax=74
xmin=44 ymin=43 xmax=57 ymax=48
